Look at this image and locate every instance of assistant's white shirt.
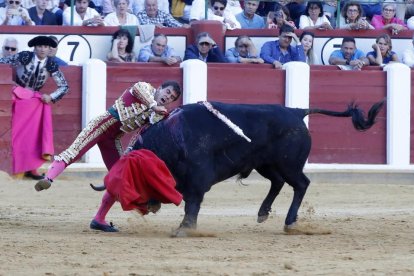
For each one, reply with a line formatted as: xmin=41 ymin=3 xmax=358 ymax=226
xmin=62 ymin=7 xmax=101 ymax=26
xmin=104 ymin=12 xmax=139 ymax=26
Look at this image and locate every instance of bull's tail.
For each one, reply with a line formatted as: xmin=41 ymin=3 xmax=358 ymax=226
xmin=90 ymin=183 xmax=106 ymax=191
xmin=305 ymin=99 xmax=385 ymax=131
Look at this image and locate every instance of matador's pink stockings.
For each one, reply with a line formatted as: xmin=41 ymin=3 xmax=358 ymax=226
xmin=45 ymin=160 xmax=67 ymax=180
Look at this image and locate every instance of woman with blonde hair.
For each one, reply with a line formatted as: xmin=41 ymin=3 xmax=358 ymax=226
xmin=299 ymin=31 xmax=318 ymax=65
xmin=366 ymin=34 xmax=399 ymax=65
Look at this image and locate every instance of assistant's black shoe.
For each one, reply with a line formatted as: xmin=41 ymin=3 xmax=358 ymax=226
xmin=90 ymin=219 xmax=119 ymax=232
xmin=24 ymin=171 xmax=45 ymax=180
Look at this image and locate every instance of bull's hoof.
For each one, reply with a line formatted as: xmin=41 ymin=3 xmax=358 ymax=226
xmin=170 ymin=227 xmax=190 ymax=238
xmin=257 ymin=214 xmax=269 ymax=223
xmin=283 ymin=222 xmax=301 ymax=235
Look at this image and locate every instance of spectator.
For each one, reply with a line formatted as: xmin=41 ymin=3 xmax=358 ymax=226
xmin=0 ymin=36 xmax=69 ymax=180
xmin=28 ymin=0 xmax=58 ymax=25
xmin=138 ymin=34 xmax=181 ymax=65
xmin=62 ymin=0 xmax=105 ymax=26
xmin=137 ymin=0 xmax=189 ymax=27
xmin=339 ymin=1 xmax=374 ymax=30
xmin=260 ymin=24 xmax=305 ymax=69
xmin=371 ymin=2 xmax=407 ymax=34
xmin=48 ymin=36 xmax=68 ymax=66
xmin=170 ymin=0 xmax=192 ymax=23
xmin=101 ymin=0 xmax=114 ymax=16
xmin=104 ymin=0 xmax=139 ymax=26
xmin=129 ymin=0 xmax=169 ymax=15
xmin=402 ymin=35 xmax=414 ymax=67
xmin=0 ymin=0 xmax=35 ymax=25
xmin=235 ymin=0 xmax=265 ymax=29
xmin=299 ymin=1 xmax=332 ymax=30
xmin=184 ymin=32 xmax=226 ymax=62
xmin=1 ymin=37 xmax=18 ymax=58
xmin=367 ymin=34 xmax=399 ymax=65
xmin=44 ymin=0 xmax=62 ymax=24
xmin=300 ymin=31 xmax=318 ymax=65
xmin=91 ymin=0 xmax=103 ymax=14
xmin=225 ymin=35 xmax=263 ymax=64
xmin=329 ymin=37 xmax=369 ymax=70
xmin=285 ymin=0 xmax=306 ymax=27
xmin=226 ymin=0 xmax=241 ymax=15
xmin=352 ymin=0 xmax=381 ymax=21
xmin=208 ymin=0 xmax=240 ymax=30
xmin=266 ymin=5 xmax=296 ymax=30
xmin=323 ymin=0 xmax=337 ymax=27
xmin=107 ymin=29 xmax=136 ymax=62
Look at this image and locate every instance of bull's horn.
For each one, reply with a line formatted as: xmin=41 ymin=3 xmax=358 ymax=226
xmin=89 ymin=183 xmax=106 ymax=191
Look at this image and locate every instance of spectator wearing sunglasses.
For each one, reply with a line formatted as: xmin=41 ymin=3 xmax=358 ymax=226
xmin=0 ymin=0 xmax=35 ymax=25
xmin=28 ymin=0 xmax=58 ymax=25
xmin=184 ymin=32 xmax=226 ymax=63
xmin=1 ymin=37 xmax=18 ymax=58
xmin=207 ymin=0 xmax=240 ymax=30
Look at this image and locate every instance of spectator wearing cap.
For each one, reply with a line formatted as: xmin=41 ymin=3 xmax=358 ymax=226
xmin=28 ymin=0 xmax=58 ymax=25
xmin=260 ymin=24 xmax=305 ymax=69
xmin=1 ymin=37 xmax=18 ymax=58
xmin=0 ymin=0 xmax=35 ymax=25
xmin=138 ymin=34 xmax=181 ymax=65
xmin=183 ymin=32 xmax=226 ymax=63
xmin=0 ymin=35 xmax=69 ymax=180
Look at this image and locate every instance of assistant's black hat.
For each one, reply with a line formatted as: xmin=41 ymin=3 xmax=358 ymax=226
xmin=27 ymin=36 xmax=58 ymax=48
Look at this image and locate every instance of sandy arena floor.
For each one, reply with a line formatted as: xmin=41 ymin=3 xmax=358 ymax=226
xmin=0 ymin=171 xmax=413 ymax=276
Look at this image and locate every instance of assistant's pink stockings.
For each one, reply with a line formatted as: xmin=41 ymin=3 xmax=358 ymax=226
xmin=93 ymin=191 xmax=116 ymax=225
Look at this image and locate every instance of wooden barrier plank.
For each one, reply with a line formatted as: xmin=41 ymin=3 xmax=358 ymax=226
xmin=309 ymin=70 xmax=387 ymax=164
xmin=207 ymin=65 xmax=285 ymax=104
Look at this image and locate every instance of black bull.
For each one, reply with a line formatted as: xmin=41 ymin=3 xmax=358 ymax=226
xmin=131 ymin=101 xmax=384 ymax=232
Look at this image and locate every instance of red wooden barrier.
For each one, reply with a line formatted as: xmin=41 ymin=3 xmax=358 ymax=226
xmin=309 ymin=66 xmax=387 ymax=164
xmin=207 ymin=63 xmax=285 ymax=104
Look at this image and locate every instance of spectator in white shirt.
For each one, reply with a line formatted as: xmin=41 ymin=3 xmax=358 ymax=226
xmin=208 ymin=0 xmax=240 ymax=30
xmin=63 ymin=0 xmax=105 ymax=25
xmin=104 ymin=0 xmax=139 ymax=25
